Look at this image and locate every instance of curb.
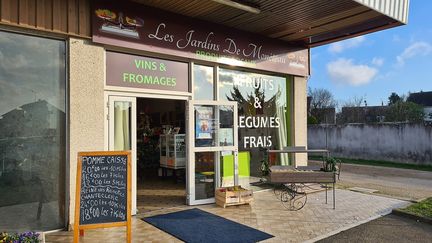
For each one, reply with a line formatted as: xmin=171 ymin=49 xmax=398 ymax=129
xmin=392 ymin=209 xmax=432 ymax=225
xmin=305 ymin=197 xmax=410 ymax=243
xmin=304 ymin=211 xmax=391 ymax=243
xmin=368 ymin=192 xmax=418 ymax=203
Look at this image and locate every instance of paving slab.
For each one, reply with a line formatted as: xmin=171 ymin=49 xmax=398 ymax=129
xmin=45 ymin=189 xmax=408 ymax=242
xmin=309 ymin=160 xmax=432 ymax=201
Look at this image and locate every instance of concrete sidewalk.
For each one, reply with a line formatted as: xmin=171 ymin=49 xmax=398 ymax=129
xmin=46 ymin=189 xmax=408 ymax=242
xmin=309 ymin=160 xmax=432 ymax=201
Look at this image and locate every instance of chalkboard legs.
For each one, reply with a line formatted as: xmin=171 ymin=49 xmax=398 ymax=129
xmin=127 ymin=224 xmax=131 ymax=243
xmin=73 ymin=227 xmax=79 ymax=243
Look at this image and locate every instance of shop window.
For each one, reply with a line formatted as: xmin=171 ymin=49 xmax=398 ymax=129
xmin=194 ymin=152 xmax=215 ymax=200
xmin=0 ymin=31 xmax=66 ymax=231
xmin=218 ymin=68 xmax=292 ymax=189
xmin=193 ymin=64 xmax=214 ymax=100
xmin=218 ymin=105 xmax=234 ymax=146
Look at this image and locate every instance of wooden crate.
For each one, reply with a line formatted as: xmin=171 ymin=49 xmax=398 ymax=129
xmin=215 ymin=186 xmax=253 ymax=208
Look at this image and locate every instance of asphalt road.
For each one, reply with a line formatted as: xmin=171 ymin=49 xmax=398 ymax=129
xmin=317 ymin=214 xmax=432 ymax=243
xmin=309 ymin=160 xmax=432 ymax=201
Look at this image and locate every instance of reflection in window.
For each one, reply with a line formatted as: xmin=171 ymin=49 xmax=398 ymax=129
xmin=219 ymin=106 xmax=234 ymax=146
xmin=0 ymin=31 xmax=66 ymax=231
xmin=114 ymin=101 xmax=132 ymax=151
xmin=193 ymin=65 xmax=214 ymax=100
xmin=219 ymin=68 xmax=291 ymax=189
xmin=195 ymin=152 xmax=215 ymax=200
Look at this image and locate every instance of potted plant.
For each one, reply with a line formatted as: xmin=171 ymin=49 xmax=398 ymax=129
xmin=0 ymin=231 xmax=41 ymax=243
xmin=323 ymin=157 xmax=341 ymax=173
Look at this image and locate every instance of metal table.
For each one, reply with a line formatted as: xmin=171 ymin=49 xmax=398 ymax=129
xmin=263 ymin=147 xmax=336 ymax=210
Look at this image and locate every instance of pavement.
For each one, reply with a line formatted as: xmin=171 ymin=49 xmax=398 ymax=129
xmin=308 ymin=160 xmax=432 ymax=242
xmin=45 ymin=189 xmax=407 ymax=242
xmin=44 ymin=162 xmax=432 ymax=242
xmin=309 ymin=160 xmax=432 ymax=201
xmin=317 ymin=213 xmax=432 ymax=243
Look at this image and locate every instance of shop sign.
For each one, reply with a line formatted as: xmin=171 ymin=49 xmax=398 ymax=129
xmin=106 ymin=52 xmax=189 ymax=92
xmin=92 ymin=0 xmax=309 ymax=76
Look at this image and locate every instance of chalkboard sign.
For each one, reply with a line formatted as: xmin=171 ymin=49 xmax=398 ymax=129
xmin=74 ymin=151 xmax=131 ymax=243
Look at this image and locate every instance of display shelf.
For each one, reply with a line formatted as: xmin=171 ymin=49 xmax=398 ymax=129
xmin=160 ymin=134 xmax=186 ymax=169
xmin=160 ymin=134 xmax=168 ymax=166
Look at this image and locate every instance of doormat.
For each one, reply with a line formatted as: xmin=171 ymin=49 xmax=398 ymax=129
xmin=143 ymin=208 xmax=274 ymax=243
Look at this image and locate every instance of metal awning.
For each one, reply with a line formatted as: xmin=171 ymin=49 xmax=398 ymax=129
xmin=133 ymin=0 xmax=409 ymax=47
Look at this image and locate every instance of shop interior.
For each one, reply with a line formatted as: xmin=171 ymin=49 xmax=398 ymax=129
xmin=136 ymin=98 xmax=187 ymax=213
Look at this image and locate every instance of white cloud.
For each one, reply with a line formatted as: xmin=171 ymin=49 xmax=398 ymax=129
xmin=328 ymin=36 xmax=366 ymax=54
xmin=372 ymin=57 xmax=384 ymax=66
xmin=327 ymin=58 xmax=378 ymax=86
xmin=396 ymin=41 xmax=432 ymax=66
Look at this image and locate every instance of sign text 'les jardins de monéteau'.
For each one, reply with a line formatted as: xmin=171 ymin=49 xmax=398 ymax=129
xmin=92 ymin=0 xmax=309 ymax=76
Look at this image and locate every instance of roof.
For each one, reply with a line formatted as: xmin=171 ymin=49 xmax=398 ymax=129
xmin=132 ymin=0 xmax=409 ymax=47
xmin=407 ymin=91 xmax=432 ymax=106
xmin=341 ymin=105 xmax=389 ymax=112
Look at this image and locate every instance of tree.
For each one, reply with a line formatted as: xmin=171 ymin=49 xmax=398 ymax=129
xmin=388 ymin=92 xmax=402 ymax=105
xmin=308 ymin=88 xmax=337 ymax=124
xmin=385 ymin=101 xmax=425 ymax=122
xmin=307 ymin=115 xmax=318 ymax=125
xmin=308 ymin=88 xmax=337 ymax=110
xmin=342 ymin=96 xmax=365 ymax=108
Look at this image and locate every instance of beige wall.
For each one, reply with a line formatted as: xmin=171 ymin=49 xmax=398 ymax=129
xmin=68 ymin=38 xmax=105 ymax=229
xmin=293 ymin=76 xmax=308 ymax=166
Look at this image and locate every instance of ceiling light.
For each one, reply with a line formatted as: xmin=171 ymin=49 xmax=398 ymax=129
xmin=211 ymin=0 xmax=261 ymax=14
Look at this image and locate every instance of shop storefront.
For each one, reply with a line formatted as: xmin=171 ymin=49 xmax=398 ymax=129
xmin=0 ymin=0 xmax=408 ymax=232
xmin=91 ymin=0 xmax=310 ymax=212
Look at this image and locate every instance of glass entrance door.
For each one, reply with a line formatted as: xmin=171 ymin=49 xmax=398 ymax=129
xmin=108 ymin=96 xmax=137 ymax=214
xmin=187 ymin=100 xmax=238 ymax=205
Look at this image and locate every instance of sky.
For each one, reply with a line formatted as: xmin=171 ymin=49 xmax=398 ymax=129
xmin=308 ymin=1 xmax=432 ymax=107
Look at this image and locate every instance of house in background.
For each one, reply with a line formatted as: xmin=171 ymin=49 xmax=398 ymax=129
xmin=310 ymin=108 xmax=336 ymax=124
xmin=407 ymin=91 xmax=432 ymax=121
xmin=337 ymin=106 xmax=389 ymax=124
xmin=306 ymin=96 xmax=336 ymax=124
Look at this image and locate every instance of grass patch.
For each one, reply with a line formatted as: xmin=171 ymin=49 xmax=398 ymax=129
xmin=400 ymin=197 xmax=432 ymax=218
xmin=308 ymin=156 xmax=432 ymax=172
